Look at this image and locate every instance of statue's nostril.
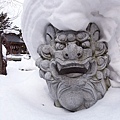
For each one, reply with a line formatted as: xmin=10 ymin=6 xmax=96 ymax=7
xmin=77 ymin=53 xmax=81 ymax=57
xmin=64 ymin=53 xmax=69 ymax=59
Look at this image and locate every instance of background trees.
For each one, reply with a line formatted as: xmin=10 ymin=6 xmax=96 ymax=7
xmin=0 ymin=12 xmax=22 ymax=75
xmin=0 ymin=12 xmax=11 ymax=75
xmin=0 ymin=12 xmax=12 ymax=33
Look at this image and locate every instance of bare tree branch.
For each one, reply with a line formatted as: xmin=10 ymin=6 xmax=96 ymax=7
xmin=0 ymin=0 xmax=23 ymax=20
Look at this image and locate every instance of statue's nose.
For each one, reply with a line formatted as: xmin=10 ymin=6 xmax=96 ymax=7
xmin=63 ymin=43 xmax=83 ymax=60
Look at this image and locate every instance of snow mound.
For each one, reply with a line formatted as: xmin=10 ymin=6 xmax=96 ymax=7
xmin=19 ymin=54 xmax=37 ymax=71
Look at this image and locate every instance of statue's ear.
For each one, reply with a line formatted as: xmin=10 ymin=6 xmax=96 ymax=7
xmin=86 ymin=23 xmax=100 ymax=41
xmin=45 ymin=24 xmax=57 ymax=44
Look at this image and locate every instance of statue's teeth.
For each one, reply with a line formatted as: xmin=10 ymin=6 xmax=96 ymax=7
xmin=85 ymin=62 xmax=89 ymax=69
xmin=57 ymin=64 xmax=62 ymax=71
xmin=80 ymin=65 xmax=84 ymax=68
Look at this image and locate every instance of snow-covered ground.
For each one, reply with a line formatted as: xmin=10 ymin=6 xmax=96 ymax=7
xmin=1 ymin=57 xmax=120 ymax=120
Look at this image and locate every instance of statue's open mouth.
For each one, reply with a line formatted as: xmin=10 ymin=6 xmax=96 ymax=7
xmin=50 ymin=58 xmax=96 ymax=78
xmin=57 ymin=63 xmax=89 ymax=75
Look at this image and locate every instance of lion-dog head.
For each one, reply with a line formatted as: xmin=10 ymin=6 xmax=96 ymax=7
xmin=36 ymin=23 xmax=111 ymax=111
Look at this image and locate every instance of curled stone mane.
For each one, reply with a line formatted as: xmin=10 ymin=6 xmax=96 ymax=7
xmin=36 ymin=22 xmax=111 ymax=112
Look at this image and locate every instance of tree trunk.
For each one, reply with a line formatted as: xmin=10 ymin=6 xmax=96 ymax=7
xmin=0 ymin=33 xmax=2 ymax=74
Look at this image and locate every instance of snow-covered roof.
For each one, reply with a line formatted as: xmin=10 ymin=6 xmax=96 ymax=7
xmin=4 ymin=33 xmax=23 ymax=43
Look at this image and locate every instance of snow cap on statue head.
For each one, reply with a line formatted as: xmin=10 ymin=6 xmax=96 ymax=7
xmin=22 ymin=0 xmax=117 ymax=60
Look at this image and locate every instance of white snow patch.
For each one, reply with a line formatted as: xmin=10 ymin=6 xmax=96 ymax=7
xmin=19 ymin=54 xmax=37 ymax=71
xmin=2 ymin=45 xmax=7 ymax=58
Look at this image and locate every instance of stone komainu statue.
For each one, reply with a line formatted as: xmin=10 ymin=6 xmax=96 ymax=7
xmin=36 ymin=23 xmax=111 ymax=111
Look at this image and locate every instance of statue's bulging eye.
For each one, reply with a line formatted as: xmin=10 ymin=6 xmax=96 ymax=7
xmin=56 ymin=43 xmax=66 ymax=50
xmin=82 ymin=41 xmax=90 ymax=48
xmin=96 ymin=42 xmax=104 ymax=51
xmin=67 ymin=34 xmax=75 ymax=42
xmin=58 ymin=34 xmax=67 ymax=42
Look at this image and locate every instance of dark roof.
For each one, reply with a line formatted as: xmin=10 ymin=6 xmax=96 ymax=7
xmin=4 ymin=33 xmax=23 ymax=43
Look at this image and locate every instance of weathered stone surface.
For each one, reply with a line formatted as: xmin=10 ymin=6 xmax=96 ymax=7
xmin=36 ymin=23 xmax=111 ymax=111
